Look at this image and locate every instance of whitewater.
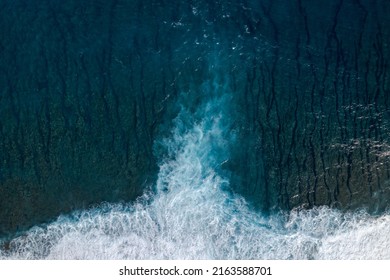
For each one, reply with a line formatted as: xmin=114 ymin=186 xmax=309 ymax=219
xmin=1 ymin=81 xmax=390 ymax=260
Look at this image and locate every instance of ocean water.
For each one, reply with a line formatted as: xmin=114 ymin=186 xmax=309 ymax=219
xmin=1 ymin=0 xmax=390 ymax=260
xmin=1 ymin=82 xmax=390 ymax=260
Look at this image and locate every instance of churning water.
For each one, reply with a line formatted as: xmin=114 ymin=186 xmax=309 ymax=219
xmin=1 ymin=82 xmax=390 ymax=260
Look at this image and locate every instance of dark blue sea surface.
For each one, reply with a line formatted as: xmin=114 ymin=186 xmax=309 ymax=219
xmin=1 ymin=0 xmax=390 ymax=259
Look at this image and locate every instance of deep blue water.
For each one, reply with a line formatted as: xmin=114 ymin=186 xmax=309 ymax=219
xmin=1 ymin=0 xmax=390 ymax=259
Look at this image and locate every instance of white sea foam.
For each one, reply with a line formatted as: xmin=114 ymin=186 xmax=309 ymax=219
xmin=1 ymin=86 xmax=390 ymax=260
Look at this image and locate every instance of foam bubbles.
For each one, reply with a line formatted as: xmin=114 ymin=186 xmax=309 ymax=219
xmin=1 ymin=88 xmax=390 ymax=260
xmin=2 ymin=197 xmax=390 ymax=259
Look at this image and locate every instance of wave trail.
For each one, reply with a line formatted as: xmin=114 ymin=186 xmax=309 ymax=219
xmin=1 ymin=82 xmax=390 ymax=260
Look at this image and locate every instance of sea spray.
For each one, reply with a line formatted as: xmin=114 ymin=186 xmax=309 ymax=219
xmin=1 ymin=81 xmax=390 ymax=260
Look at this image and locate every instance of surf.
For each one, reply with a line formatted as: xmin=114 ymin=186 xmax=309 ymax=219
xmin=1 ymin=78 xmax=389 ymax=260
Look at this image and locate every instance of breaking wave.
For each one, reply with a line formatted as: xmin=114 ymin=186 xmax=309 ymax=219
xmin=1 ymin=81 xmax=390 ymax=260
